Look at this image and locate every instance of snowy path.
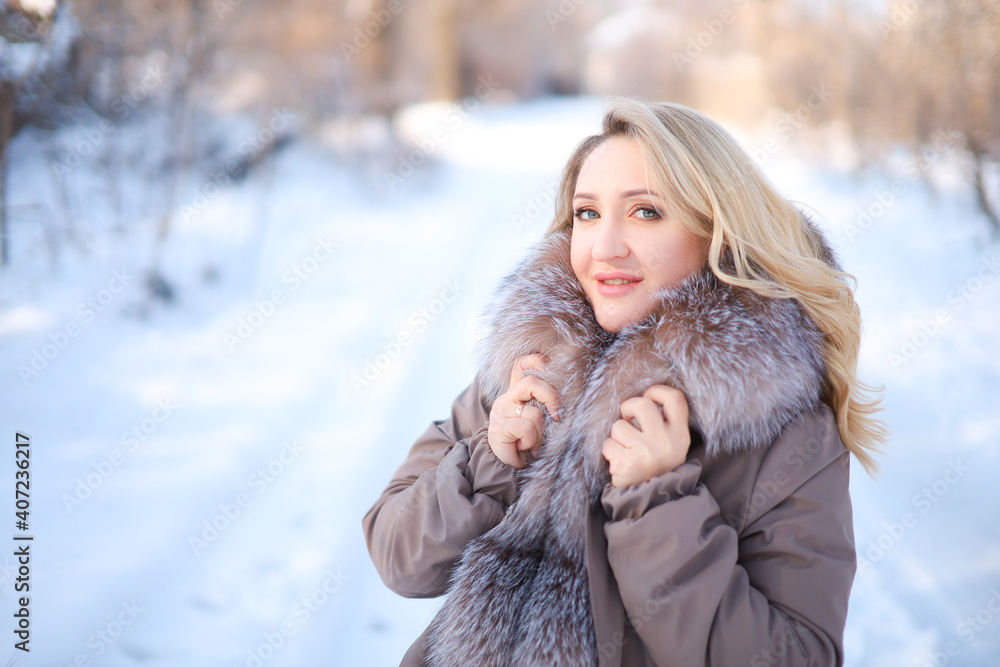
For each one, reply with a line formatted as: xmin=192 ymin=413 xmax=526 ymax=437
xmin=0 ymin=97 xmax=997 ymax=666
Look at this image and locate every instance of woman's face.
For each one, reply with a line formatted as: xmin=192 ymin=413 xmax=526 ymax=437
xmin=570 ymin=136 xmax=709 ymax=333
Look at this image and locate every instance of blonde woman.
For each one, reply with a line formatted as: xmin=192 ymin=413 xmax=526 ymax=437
xmin=363 ymin=98 xmax=885 ymax=666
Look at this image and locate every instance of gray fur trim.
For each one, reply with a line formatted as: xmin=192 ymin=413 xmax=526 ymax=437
xmin=474 ymin=229 xmax=825 ymax=459
xmin=425 ymin=227 xmax=827 ymax=665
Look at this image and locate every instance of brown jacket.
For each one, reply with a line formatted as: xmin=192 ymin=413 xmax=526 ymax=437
xmin=362 ymin=380 xmax=855 ymax=666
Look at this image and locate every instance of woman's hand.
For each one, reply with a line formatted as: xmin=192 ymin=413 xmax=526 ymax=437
xmin=602 ymin=385 xmax=691 ymax=487
xmin=487 ymin=354 xmax=562 ymax=469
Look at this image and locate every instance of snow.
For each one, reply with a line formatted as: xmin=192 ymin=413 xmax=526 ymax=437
xmin=1 ymin=96 xmax=998 ymax=666
xmin=17 ymin=0 xmax=58 ymax=18
xmin=587 ymin=6 xmax=683 ymax=52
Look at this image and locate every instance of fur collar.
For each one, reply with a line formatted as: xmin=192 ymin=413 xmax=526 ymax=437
xmin=425 ymin=228 xmax=828 ymax=666
xmin=475 ymin=228 xmax=826 ymax=463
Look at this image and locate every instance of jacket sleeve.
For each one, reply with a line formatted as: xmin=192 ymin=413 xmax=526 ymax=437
xmin=600 ymin=405 xmax=856 ymax=666
xmin=362 ymin=380 xmax=520 ymax=598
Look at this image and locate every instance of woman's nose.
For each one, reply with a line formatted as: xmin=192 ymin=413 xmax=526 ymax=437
xmin=592 ymin=215 xmax=628 ymax=261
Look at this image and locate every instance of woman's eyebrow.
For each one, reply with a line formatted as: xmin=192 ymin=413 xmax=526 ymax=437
xmin=621 ymin=188 xmax=661 ymax=199
xmin=572 ymin=189 xmax=661 ymax=200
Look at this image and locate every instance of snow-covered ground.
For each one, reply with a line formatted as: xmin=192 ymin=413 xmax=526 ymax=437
xmin=0 ymin=96 xmax=997 ymax=666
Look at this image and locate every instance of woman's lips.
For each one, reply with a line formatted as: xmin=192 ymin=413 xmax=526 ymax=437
xmin=594 ymin=272 xmax=643 ymax=297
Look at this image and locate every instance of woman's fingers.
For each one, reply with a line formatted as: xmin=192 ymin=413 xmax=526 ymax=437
xmin=603 ymin=385 xmax=692 ymax=486
xmin=488 ymin=398 xmax=545 ymax=469
xmin=487 ymin=354 xmax=563 ymax=469
xmin=619 ymin=395 xmax=666 ymax=434
xmin=602 ymin=435 xmax=640 ymax=483
xmin=510 ymin=376 xmax=562 ymax=422
xmin=512 ymin=404 xmax=545 ymax=447
xmin=487 ymin=419 xmax=527 ymax=469
xmin=505 ymin=405 xmax=541 ymax=447
xmin=509 ymin=354 xmax=561 ymax=421
xmin=643 ymin=384 xmax=689 ymax=424
xmin=510 ymin=353 xmax=547 ymax=385
xmin=609 ymin=417 xmax=639 ymax=446
xmin=601 ymin=436 xmax=625 ymax=463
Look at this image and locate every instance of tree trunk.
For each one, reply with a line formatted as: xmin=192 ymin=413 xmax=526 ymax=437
xmin=428 ymin=0 xmax=460 ymax=100
xmin=972 ymin=149 xmax=1000 ymax=237
xmin=0 ymin=80 xmax=16 ymax=267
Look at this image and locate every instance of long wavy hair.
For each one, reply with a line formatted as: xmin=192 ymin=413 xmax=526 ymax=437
xmin=547 ymin=98 xmax=887 ymax=475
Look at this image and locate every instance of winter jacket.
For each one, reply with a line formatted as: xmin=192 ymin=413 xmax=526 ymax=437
xmin=362 ymin=229 xmax=856 ymax=666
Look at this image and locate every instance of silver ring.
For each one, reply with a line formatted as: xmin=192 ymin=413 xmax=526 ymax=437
xmin=515 ymin=403 xmax=524 ymax=418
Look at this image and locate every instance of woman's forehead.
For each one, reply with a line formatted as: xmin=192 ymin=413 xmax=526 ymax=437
xmin=575 ymin=138 xmax=664 ymax=201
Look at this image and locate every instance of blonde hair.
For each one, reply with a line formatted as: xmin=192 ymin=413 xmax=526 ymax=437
xmin=547 ymin=98 xmax=887 ymax=475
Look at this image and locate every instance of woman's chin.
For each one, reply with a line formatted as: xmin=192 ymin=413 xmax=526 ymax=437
xmin=596 ymin=309 xmax=640 ymax=333
xmin=588 ymin=291 xmax=657 ymax=333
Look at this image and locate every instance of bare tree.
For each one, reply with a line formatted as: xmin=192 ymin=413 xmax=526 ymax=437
xmin=0 ymin=1 xmax=78 ymax=266
xmin=750 ymin=0 xmax=1000 ymax=238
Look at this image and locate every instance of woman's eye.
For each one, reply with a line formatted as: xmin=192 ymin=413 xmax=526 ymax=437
xmin=634 ymin=207 xmax=661 ymax=220
xmin=574 ymin=208 xmax=598 ymax=221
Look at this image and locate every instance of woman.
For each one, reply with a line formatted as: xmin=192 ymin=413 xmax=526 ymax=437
xmin=362 ymin=98 xmax=885 ymax=666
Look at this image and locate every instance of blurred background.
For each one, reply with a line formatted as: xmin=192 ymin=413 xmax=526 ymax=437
xmin=1 ymin=0 xmax=999 ymax=665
